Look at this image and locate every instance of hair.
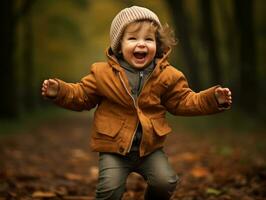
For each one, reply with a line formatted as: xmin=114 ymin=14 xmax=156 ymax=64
xmin=114 ymin=20 xmax=177 ymax=58
xmin=156 ymin=23 xmax=178 ymax=57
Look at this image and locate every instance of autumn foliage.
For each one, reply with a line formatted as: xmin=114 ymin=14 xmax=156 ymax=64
xmin=0 ymin=116 xmax=265 ymax=200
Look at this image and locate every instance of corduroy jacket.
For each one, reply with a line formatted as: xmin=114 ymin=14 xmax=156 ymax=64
xmin=53 ymin=49 xmax=223 ymax=157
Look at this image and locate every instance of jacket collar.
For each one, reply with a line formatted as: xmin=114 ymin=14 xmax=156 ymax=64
xmin=105 ymin=47 xmax=171 ymax=73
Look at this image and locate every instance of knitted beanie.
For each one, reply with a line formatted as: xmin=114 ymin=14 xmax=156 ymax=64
xmin=110 ymin=6 xmax=162 ymax=54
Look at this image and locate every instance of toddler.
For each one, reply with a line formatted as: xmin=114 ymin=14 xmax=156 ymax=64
xmin=42 ymin=6 xmax=232 ymax=200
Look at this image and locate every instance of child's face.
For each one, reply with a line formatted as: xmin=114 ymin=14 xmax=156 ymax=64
xmin=121 ymin=21 xmax=157 ymax=69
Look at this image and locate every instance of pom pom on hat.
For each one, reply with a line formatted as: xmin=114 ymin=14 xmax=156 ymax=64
xmin=110 ymin=6 xmax=161 ymax=54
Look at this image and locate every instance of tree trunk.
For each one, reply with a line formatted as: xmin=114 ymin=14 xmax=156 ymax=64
xmin=23 ymin=9 xmax=37 ymax=111
xmin=234 ymin=0 xmax=258 ymax=114
xmin=0 ymin=0 xmax=19 ymax=119
xmin=217 ymin=1 xmax=238 ymax=86
xmin=166 ymin=0 xmax=202 ymax=91
xmin=199 ymin=0 xmax=222 ymax=85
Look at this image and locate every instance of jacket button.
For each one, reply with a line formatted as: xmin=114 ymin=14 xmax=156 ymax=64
xmin=119 ymin=147 xmax=125 ymax=153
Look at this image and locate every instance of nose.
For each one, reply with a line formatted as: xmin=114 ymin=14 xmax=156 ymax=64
xmin=137 ymin=40 xmax=146 ymax=47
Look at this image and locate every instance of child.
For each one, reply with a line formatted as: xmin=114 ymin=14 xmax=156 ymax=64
xmin=41 ymin=6 xmax=232 ymax=200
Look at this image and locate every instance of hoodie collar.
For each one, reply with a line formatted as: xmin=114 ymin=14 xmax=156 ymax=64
xmin=118 ymin=59 xmax=155 ymax=74
xmin=106 ymin=47 xmax=171 ymax=72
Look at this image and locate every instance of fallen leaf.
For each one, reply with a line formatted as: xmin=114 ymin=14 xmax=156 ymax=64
xmin=32 ymin=191 xmax=56 ymax=198
xmin=89 ymin=166 xmax=99 ymax=181
xmin=65 ymin=173 xmax=83 ymax=181
xmin=180 ymin=152 xmax=199 ymax=162
xmin=71 ymin=149 xmax=90 ymax=161
xmin=206 ymin=188 xmax=222 ymax=196
xmin=63 ymin=196 xmax=94 ymax=200
xmin=54 ymin=186 xmax=68 ymax=196
xmin=190 ymin=166 xmax=209 ymax=178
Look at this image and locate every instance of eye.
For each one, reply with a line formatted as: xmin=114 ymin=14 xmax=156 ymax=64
xmin=146 ymin=37 xmax=154 ymax=41
xmin=128 ymin=37 xmax=136 ymax=40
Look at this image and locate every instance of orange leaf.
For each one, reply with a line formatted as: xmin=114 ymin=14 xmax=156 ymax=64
xmin=180 ymin=152 xmax=199 ymax=162
xmin=65 ymin=173 xmax=83 ymax=181
xmin=190 ymin=166 xmax=209 ymax=178
xmin=32 ymin=191 xmax=56 ymax=198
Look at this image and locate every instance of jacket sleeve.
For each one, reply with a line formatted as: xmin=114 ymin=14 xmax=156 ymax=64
xmin=162 ymin=70 xmax=222 ymax=116
xmin=52 ymin=65 xmax=101 ymax=111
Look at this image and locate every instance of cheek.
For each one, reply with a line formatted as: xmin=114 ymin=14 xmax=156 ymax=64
xmin=149 ymin=45 xmax=157 ymax=57
xmin=121 ymin=43 xmax=133 ymax=54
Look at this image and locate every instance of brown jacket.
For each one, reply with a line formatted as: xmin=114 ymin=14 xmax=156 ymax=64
xmin=53 ymin=49 xmax=222 ymax=157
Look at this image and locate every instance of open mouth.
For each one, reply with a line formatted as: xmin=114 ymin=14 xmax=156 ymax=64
xmin=133 ymin=52 xmax=147 ymax=59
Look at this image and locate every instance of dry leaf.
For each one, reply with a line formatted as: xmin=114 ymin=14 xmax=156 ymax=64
xmin=89 ymin=166 xmax=99 ymax=181
xmin=190 ymin=166 xmax=209 ymax=178
xmin=206 ymin=188 xmax=222 ymax=196
xmin=32 ymin=191 xmax=56 ymax=198
xmin=65 ymin=173 xmax=83 ymax=181
xmin=71 ymin=149 xmax=90 ymax=161
xmin=180 ymin=152 xmax=199 ymax=162
xmin=63 ymin=196 xmax=94 ymax=200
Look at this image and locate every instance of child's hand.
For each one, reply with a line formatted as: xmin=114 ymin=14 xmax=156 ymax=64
xmin=41 ymin=79 xmax=59 ymax=98
xmin=215 ymin=87 xmax=232 ymax=108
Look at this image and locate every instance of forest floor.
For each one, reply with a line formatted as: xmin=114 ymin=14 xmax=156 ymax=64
xmin=0 ymin=114 xmax=265 ymax=200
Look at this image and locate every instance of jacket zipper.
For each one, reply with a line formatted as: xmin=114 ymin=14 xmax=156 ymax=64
xmin=135 ymin=66 xmax=158 ymax=155
xmin=137 ymin=71 xmax=144 ymax=94
xmin=118 ymin=72 xmax=139 ymax=153
xmin=119 ymin=64 xmax=162 ymax=154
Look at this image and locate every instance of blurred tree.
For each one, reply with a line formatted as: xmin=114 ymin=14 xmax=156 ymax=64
xmin=19 ymin=0 xmax=37 ymax=112
xmin=234 ymin=0 xmax=258 ymax=114
xmin=69 ymin=0 xmax=90 ymax=9
xmin=199 ymin=0 xmax=222 ymax=85
xmin=216 ymin=1 xmax=238 ymax=84
xmin=166 ymin=0 xmax=202 ymax=91
xmin=0 ymin=0 xmax=37 ymax=119
xmin=0 ymin=0 xmax=18 ymax=119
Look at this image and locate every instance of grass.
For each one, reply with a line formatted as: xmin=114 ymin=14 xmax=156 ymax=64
xmin=0 ymin=106 xmax=92 ymax=137
xmin=167 ymin=109 xmax=266 ymax=158
xmin=167 ymin=109 xmax=265 ymax=134
xmin=1 ymin=106 xmax=265 ymax=139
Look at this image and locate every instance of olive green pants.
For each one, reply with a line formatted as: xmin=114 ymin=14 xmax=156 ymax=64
xmin=95 ymin=149 xmax=179 ymax=200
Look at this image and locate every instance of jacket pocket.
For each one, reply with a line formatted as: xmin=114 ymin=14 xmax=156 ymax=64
xmin=151 ymin=118 xmax=172 ymax=136
xmin=94 ymin=114 xmax=125 ymax=138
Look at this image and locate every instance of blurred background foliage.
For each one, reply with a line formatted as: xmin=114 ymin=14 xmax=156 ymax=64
xmin=0 ymin=0 xmax=265 ymax=132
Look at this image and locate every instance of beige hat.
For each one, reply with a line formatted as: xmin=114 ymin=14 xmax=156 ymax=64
xmin=110 ymin=6 xmax=162 ymax=54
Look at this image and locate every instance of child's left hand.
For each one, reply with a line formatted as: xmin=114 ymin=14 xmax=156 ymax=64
xmin=215 ymin=87 xmax=232 ymax=108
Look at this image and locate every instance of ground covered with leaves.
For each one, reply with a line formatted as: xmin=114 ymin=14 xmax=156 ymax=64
xmin=0 ymin=115 xmax=265 ymax=200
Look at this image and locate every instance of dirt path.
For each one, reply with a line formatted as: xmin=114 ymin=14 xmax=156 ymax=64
xmin=0 ymin=115 xmax=265 ymax=200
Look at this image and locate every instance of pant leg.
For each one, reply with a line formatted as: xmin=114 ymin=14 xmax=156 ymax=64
xmin=95 ymin=153 xmax=131 ymax=200
xmin=138 ymin=149 xmax=179 ymax=200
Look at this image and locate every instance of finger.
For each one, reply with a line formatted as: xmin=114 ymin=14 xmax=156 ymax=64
xmin=42 ymin=85 xmax=47 ymax=90
xmin=43 ymin=82 xmax=48 ymax=87
xmin=49 ymin=79 xmax=57 ymax=84
xmin=224 ymin=88 xmax=231 ymax=96
xmin=49 ymin=79 xmax=58 ymax=87
xmin=220 ymin=89 xmax=228 ymax=98
xmin=224 ymin=90 xmax=231 ymax=98
xmin=44 ymin=80 xmax=49 ymax=85
xmin=215 ymin=88 xmax=223 ymax=96
xmin=216 ymin=87 xmax=223 ymax=92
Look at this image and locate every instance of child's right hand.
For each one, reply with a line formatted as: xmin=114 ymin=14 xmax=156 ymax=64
xmin=41 ymin=79 xmax=59 ymax=98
